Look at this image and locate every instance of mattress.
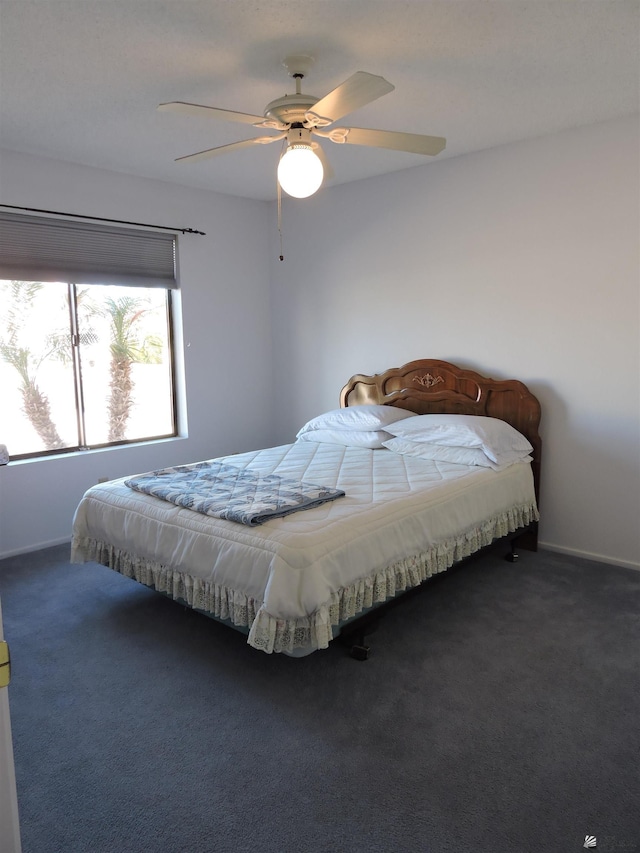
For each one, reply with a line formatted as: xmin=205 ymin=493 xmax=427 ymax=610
xmin=71 ymin=441 xmax=538 ymax=654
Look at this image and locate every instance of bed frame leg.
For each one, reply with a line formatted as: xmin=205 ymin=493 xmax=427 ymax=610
xmin=338 ymin=614 xmax=380 ymax=660
xmin=505 ymin=522 xmax=538 ymax=562
xmin=505 ymin=541 xmax=519 ymax=563
xmin=346 ymin=624 xmax=372 ymax=660
xmin=350 ymin=641 xmax=370 ymax=661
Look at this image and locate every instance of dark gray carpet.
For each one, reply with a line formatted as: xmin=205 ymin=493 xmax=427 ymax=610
xmin=0 ymin=543 xmax=638 ymax=853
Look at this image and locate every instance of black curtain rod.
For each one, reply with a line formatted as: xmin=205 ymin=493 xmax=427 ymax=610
xmin=0 ymin=203 xmax=206 ymax=236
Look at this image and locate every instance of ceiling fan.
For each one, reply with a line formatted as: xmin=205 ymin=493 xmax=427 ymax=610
xmin=158 ymin=55 xmax=446 ymax=198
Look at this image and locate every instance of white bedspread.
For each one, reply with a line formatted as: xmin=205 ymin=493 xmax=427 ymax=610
xmin=71 ymin=442 xmax=538 ymax=654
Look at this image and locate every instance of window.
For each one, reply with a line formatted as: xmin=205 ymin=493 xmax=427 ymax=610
xmin=0 ymin=213 xmax=178 ymax=459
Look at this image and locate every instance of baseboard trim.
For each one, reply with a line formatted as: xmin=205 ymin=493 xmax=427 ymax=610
xmin=0 ymin=537 xmax=72 ymax=562
xmin=539 ymin=541 xmax=640 ymax=572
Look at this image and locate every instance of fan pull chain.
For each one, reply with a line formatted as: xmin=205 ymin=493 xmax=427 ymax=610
xmin=277 ymin=170 xmax=284 ymax=261
xmin=277 ymin=180 xmax=284 ymax=261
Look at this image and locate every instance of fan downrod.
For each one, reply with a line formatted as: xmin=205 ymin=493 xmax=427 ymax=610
xmin=265 ymin=56 xmax=320 ymax=125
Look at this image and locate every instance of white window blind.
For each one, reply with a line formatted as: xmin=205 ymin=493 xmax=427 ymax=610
xmin=0 ymin=212 xmax=178 ymax=288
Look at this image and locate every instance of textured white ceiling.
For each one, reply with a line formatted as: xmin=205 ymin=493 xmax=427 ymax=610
xmin=0 ymin=0 xmax=638 ymax=201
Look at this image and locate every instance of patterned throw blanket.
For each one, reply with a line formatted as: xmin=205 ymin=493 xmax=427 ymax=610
xmin=125 ymin=461 xmax=345 ymax=526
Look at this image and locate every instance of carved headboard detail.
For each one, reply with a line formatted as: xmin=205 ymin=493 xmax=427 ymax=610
xmin=340 ymin=359 xmax=542 ymax=500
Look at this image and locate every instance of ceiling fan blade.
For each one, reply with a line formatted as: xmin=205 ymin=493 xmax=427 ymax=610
xmin=306 ymin=72 xmax=394 ymax=126
xmin=158 ymin=101 xmax=284 ymax=128
xmin=175 ymin=135 xmax=285 ymax=164
xmin=332 ymin=126 xmax=446 ymax=156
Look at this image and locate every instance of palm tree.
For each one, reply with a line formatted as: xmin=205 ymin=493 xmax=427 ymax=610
xmin=104 ymin=294 xmax=159 ymax=442
xmin=0 ymin=281 xmax=67 ymax=450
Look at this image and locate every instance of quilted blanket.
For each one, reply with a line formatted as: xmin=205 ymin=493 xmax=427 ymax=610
xmin=125 ymin=460 xmax=345 ymax=526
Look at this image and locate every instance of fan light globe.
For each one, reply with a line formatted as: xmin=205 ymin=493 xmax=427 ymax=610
xmin=277 ymin=144 xmax=323 ymax=198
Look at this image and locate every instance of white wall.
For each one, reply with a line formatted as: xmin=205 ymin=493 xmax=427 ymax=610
xmin=268 ymin=116 xmax=640 ymax=569
xmin=2 ymin=117 xmax=638 ymax=568
xmin=0 ymin=150 xmax=275 ymax=557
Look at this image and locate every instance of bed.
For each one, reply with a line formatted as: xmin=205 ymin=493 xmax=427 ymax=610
xmin=71 ymin=359 xmax=541 ymax=657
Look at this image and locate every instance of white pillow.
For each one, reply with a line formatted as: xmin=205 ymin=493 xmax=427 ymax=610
xmin=297 ymin=404 xmax=414 ymax=436
xmin=384 ymin=414 xmax=533 ymax=464
xmin=298 ymin=428 xmax=390 ymax=449
xmin=382 ymin=436 xmax=532 ymax=471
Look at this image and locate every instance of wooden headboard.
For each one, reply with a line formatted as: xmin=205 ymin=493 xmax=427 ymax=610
xmin=340 ymin=359 xmax=542 ymax=501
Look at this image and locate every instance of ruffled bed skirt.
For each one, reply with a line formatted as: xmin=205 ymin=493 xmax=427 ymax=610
xmin=71 ymin=502 xmax=538 ymax=655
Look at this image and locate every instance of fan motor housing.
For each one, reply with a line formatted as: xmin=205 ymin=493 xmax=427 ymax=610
xmin=264 ymin=94 xmax=320 ymax=125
